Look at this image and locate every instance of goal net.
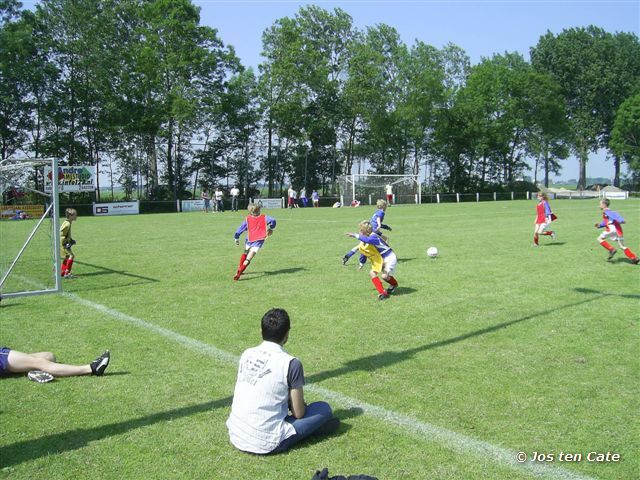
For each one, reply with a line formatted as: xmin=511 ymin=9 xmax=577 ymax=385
xmin=0 ymin=158 xmax=62 ymax=300
xmin=337 ymin=174 xmax=421 ymax=205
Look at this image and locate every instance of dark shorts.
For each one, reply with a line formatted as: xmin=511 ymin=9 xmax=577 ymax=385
xmin=0 ymin=347 xmax=11 ymax=376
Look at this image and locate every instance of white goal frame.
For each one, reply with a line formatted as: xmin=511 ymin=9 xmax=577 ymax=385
xmin=0 ymin=157 xmax=62 ymax=300
xmin=338 ymin=174 xmax=422 ymax=205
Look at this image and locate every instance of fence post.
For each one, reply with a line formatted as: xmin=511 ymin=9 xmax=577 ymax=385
xmin=476 ymin=192 xmax=479 ymax=202
xmin=340 ymin=195 xmax=344 ymax=206
xmin=436 ymin=193 xmax=440 ymax=204
xmin=415 ymin=194 xmax=418 ymax=204
xmin=527 ymin=191 xmax=530 ymax=200
xmin=511 ymin=192 xmax=514 ymax=201
xmin=369 ymin=194 xmax=372 ymax=205
xmin=456 ymin=193 xmax=460 ymax=203
xmin=493 ymin=192 xmax=497 ymax=201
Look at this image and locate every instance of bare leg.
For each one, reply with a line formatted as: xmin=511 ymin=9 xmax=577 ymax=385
xmin=7 ymin=350 xmax=91 ymax=376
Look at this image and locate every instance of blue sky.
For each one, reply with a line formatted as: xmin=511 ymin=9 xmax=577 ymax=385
xmin=195 ymin=0 xmax=640 ymax=181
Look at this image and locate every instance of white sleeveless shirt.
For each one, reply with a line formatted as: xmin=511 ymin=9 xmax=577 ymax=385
xmin=226 ymin=341 xmax=296 ymax=453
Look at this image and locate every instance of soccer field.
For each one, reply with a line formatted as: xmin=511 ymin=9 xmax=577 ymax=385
xmin=1 ymin=199 xmax=638 ymax=480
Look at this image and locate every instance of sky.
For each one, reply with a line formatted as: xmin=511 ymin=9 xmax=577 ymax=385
xmin=194 ymin=0 xmax=640 ymax=182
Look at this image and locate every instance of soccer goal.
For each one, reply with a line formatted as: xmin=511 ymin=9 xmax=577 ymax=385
xmin=0 ymin=157 xmax=62 ymax=300
xmin=337 ymin=174 xmax=421 ymax=205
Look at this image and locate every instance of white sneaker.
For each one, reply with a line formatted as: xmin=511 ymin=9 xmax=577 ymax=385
xmin=551 ymin=232 xmax=556 ymax=240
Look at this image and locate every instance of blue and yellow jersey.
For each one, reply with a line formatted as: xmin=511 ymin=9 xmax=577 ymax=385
xmin=358 ymin=241 xmax=383 ymax=273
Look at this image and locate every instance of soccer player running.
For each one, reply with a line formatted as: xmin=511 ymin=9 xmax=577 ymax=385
xmin=346 ymin=220 xmax=399 ymax=300
xmin=343 ymin=199 xmax=392 ymax=265
xmin=60 ymin=208 xmax=78 ymax=278
xmin=533 ymin=192 xmax=556 ymax=246
xmin=595 ymin=198 xmax=639 ymax=264
xmin=233 ymin=203 xmax=277 ymax=280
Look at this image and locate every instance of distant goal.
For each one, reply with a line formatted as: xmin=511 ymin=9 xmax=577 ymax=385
xmin=337 ymin=174 xmax=421 ymax=205
xmin=0 ymin=157 xmax=62 ymax=300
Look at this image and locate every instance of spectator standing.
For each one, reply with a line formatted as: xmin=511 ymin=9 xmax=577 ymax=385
xmin=230 ymin=185 xmax=240 ymax=212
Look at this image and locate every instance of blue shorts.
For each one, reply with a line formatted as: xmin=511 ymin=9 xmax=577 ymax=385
xmin=0 ymin=347 xmax=11 ymax=376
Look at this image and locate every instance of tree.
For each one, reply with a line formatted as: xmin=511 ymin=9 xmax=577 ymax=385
xmin=531 ymin=27 xmax=640 ymax=189
xmin=610 ymin=93 xmax=640 ymax=180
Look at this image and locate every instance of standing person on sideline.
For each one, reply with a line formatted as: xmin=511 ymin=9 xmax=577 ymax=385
xmin=595 ymin=198 xmax=639 ymax=264
xmin=346 ymin=220 xmax=399 ymax=300
xmin=230 ymin=185 xmax=240 ymax=212
xmin=201 ymin=190 xmax=211 ymax=213
xmin=292 ymin=188 xmax=299 ymax=208
xmin=343 ymin=199 xmax=391 ymax=265
xmin=215 ymin=187 xmax=224 ymax=213
xmin=60 ymin=208 xmax=78 ymax=278
xmin=0 ymin=347 xmax=110 ymax=378
xmin=287 ymin=185 xmax=295 ymax=209
xmin=300 ymin=187 xmax=308 ymax=207
xmin=233 ymin=203 xmax=276 ymax=281
xmin=533 ymin=192 xmax=556 ymax=246
xmin=226 ymin=308 xmax=339 ymax=454
xmin=312 ymin=189 xmax=319 ymax=208
xmin=385 ymin=184 xmax=393 ymax=205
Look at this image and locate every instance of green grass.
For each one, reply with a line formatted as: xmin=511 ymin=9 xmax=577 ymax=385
xmin=1 ymin=199 xmax=638 ymax=480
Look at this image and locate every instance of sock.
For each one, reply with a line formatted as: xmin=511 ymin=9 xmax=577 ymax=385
xmin=542 ymin=231 xmax=553 ymax=236
xmin=61 ymin=259 xmax=68 ymax=276
xmin=623 ymin=248 xmax=638 ymax=260
xmin=371 ymin=277 xmax=386 ymax=294
xmin=345 ymin=250 xmax=356 ymax=259
xmin=237 ymin=259 xmax=251 ymax=275
xmin=533 ymin=234 xmax=539 ymax=245
xmin=386 ymin=276 xmax=398 ymax=287
xmin=600 ymin=240 xmax=614 ymax=251
xmin=238 ymin=253 xmax=247 ymax=269
xmin=66 ymin=258 xmax=74 ymax=273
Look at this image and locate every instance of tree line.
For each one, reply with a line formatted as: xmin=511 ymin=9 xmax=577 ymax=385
xmin=1 ymin=0 xmax=639 ymax=201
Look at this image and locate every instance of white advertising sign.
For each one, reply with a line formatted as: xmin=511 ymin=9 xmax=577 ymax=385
xmin=181 ymin=200 xmax=206 ymax=212
xmin=603 ymin=191 xmax=628 ymax=200
xmin=255 ymin=198 xmax=283 ymax=209
xmin=93 ymin=201 xmax=140 ymax=216
xmin=44 ymin=166 xmax=97 ymax=193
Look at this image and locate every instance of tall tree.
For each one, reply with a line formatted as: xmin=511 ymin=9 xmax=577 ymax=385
xmin=531 ymin=27 xmax=640 ymax=189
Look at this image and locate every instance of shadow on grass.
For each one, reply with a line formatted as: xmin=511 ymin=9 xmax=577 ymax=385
xmin=392 ymin=286 xmax=417 ymax=296
xmin=574 ymin=287 xmax=640 ymax=299
xmin=240 ymin=267 xmax=306 ymax=281
xmin=0 ymin=396 xmax=233 ymax=469
xmin=74 ymin=261 xmax=159 ymax=283
xmin=541 ymin=242 xmax=566 ymax=246
xmin=397 ymin=257 xmax=418 ymax=263
xmin=307 ymin=289 xmax=612 ymax=385
xmin=1 ymin=402 xmax=363 ymax=466
xmin=286 ymin=407 xmax=363 ymax=453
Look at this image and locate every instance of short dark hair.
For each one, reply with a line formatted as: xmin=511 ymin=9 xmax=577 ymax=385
xmin=601 ymin=198 xmax=610 ymax=207
xmin=261 ymin=308 xmax=290 ymax=343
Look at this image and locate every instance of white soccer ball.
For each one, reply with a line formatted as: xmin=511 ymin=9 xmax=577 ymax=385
xmin=427 ymin=246 xmax=438 ymax=258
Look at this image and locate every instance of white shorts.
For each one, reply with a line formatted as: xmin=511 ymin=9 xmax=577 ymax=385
xmin=535 ymin=222 xmax=548 ymax=234
xmin=598 ymin=225 xmax=623 ymax=243
xmin=382 ymin=252 xmax=397 ymax=276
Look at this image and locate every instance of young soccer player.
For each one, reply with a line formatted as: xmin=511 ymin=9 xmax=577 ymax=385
xmin=60 ymin=208 xmax=78 ymax=278
xmin=595 ymin=198 xmax=639 ymax=264
xmin=533 ymin=192 xmax=556 ymax=246
xmin=343 ymin=199 xmax=392 ymax=265
xmin=346 ymin=220 xmax=399 ymax=300
xmin=233 ymin=203 xmax=277 ymax=280
xmin=0 ymin=347 xmax=110 ymax=378
xmin=312 ymin=190 xmax=319 ymax=207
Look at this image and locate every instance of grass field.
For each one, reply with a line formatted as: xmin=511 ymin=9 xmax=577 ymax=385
xmin=1 ymin=199 xmax=638 ymax=480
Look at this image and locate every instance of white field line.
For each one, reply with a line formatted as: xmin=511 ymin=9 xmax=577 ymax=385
xmin=62 ymin=290 xmax=595 ymax=480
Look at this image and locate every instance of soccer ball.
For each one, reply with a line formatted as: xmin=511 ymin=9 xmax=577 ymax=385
xmin=427 ymin=246 xmax=438 ymax=258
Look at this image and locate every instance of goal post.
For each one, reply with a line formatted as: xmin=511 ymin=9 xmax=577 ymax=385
xmin=337 ymin=174 xmax=421 ymax=205
xmin=0 ymin=157 xmax=62 ymax=300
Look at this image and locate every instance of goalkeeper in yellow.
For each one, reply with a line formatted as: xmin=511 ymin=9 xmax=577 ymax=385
xmin=60 ymin=208 xmax=78 ymax=278
xmin=345 ymin=220 xmax=398 ymax=300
